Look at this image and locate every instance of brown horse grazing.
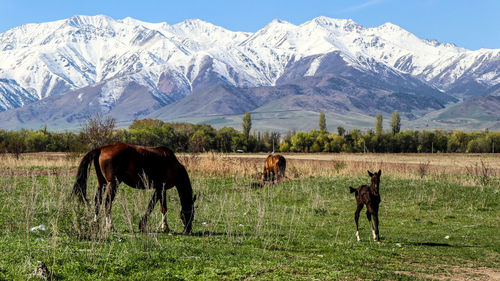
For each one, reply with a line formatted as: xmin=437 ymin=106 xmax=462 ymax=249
xmin=349 ymin=170 xmax=381 ymax=242
xmin=261 ymin=154 xmax=286 ymax=184
xmin=72 ymin=142 xmax=196 ymax=234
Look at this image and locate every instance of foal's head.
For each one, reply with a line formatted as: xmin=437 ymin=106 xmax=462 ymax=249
xmin=180 ymin=194 xmax=197 ymax=234
xmin=367 ymin=170 xmax=381 ymax=196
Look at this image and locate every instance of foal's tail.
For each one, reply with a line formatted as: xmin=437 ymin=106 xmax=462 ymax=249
xmin=72 ymin=148 xmax=101 ymax=203
xmin=349 ymin=186 xmax=357 ymax=194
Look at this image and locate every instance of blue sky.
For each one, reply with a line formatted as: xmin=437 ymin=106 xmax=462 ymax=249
xmin=1 ymin=0 xmax=499 ymax=50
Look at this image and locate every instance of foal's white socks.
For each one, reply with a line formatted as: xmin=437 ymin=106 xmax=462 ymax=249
xmin=356 ymin=230 xmax=380 ymax=242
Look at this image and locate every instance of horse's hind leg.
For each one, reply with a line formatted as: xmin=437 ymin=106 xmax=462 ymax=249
xmin=274 ymin=166 xmax=281 ymax=183
xmin=139 ymin=189 xmax=160 ymax=232
xmin=159 ymin=187 xmax=170 ymax=232
xmin=354 ymin=204 xmax=363 ymax=241
xmin=104 ymin=179 xmax=118 ymax=231
xmin=94 ymin=185 xmax=104 ymax=221
xmin=272 ymin=167 xmax=278 ymax=184
xmin=93 ymin=171 xmax=107 ymax=222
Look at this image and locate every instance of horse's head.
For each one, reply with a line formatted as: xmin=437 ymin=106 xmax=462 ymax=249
xmin=180 ymin=194 xmax=197 ymax=234
xmin=367 ymin=169 xmax=381 ymax=196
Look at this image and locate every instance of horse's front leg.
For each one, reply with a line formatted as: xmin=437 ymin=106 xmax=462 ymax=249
xmin=159 ymin=187 xmax=170 ymax=232
xmin=261 ymin=169 xmax=268 ymax=185
xmin=139 ymin=189 xmax=160 ymax=232
xmin=372 ymin=210 xmax=380 ymax=242
xmin=366 ymin=210 xmax=376 ymax=241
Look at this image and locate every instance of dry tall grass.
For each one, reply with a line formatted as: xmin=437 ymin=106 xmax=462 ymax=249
xmin=1 ymin=152 xmax=498 ymax=186
xmin=177 ymin=153 xmax=499 ymax=186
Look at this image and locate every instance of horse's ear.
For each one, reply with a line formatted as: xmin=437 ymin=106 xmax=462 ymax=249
xmin=377 ymin=169 xmax=381 ymax=176
xmin=368 ymin=170 xmax=373 ymax=177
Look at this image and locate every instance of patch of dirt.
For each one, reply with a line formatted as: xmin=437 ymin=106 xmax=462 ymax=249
xmin=395 ymin=266 xmax=500 ymax=280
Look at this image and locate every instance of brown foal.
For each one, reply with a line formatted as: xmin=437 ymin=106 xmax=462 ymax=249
xmin=349 ymin=170 xmax=381 ymax=242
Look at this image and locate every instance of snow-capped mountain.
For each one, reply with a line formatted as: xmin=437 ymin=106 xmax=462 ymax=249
xmin=0 ymin=15 xmax=499 ymax=129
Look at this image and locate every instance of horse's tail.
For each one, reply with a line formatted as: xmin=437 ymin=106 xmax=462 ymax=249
xmin=278 ymin=156 xmax=286 ymax=177
xmin=279 ymin=156 xmax=286 ymax=169
xmin=72 ymin=148 xmax=101 ymax=202
xmin=349 ymin=186 xmax=357 ymax=194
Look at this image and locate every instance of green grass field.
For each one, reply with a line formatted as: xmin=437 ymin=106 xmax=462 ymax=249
xmin=0 ymin=165 xmax=499 ymax=280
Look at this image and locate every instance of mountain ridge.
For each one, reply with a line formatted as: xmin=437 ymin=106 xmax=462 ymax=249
xmin=0 ymin=15 xmax=498 ymax=131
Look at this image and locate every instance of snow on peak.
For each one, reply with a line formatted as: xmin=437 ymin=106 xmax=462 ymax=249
xmin=310 ymin=16 xmax=362 ymax=31
xmin=378 ymin=22 xmax=403 ymax=31
xmin=66 ymin=14 xmax=112 ymax=26
xmin=0 ymin=14 xmax=499 ymax=112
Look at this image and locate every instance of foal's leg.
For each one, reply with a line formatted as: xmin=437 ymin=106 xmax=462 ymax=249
xmin=373 ymin=214 xmax=380 ymax=242
xmin=159 ymin=188 xmax=170 ymax=232
xmin=139 ymin=189 xmax=160 ymax=232
xmin=366 ymin=210 xmax=376 ymax=241
xmin=354 ymin=204 xmax=363 ymax=241
xmin=372 ymin=208 xmax=380 ymax=242
xmin=367 ymin=205 xmax=380 ymax=242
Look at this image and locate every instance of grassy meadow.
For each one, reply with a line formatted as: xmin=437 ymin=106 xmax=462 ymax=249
xmin=0 ymin=152 xmax=498 ymax=280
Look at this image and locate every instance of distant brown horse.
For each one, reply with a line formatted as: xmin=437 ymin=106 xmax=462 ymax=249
xmin=261 ymin=154 xmax=286 ymax=184
xmin=349 ymin=170 xmax=381 ymax=242
xmin=72 ymin=142 xmax=196 ymax=234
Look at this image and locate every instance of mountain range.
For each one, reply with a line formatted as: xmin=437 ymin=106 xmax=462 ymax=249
xmin=0 ymin=15 xmax=499 ymax=131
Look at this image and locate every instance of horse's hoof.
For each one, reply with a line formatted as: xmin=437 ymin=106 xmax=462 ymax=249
xmin=161 ymin=225 xmax=171 ymax=233
xmin=355 ymin=231 xmax=361 ymax=241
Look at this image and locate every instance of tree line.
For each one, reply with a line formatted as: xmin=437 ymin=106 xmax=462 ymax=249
xmin=0 ymin=112 xmax=498 ymax=155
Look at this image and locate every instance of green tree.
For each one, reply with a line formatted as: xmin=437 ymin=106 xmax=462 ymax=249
xmin=337 ymin=126 xmax=345 ymax=137
xmin=279 ymin=141 xmax=291 ymax=152
xmin=242 ymin=112 xmax=252 ymax=141
xmin=216 ymin=127 xmax=239 ymax=152
xmin=390 ymin=112 xmax=401 ymax=135
xmin=447 ymin=131 xmax=469 ymax=152
xmin=318 ymin=112 xmax=327 ymax=132
xmin=291 ymin=132 xmax=311 ymax=152
xmin=467 ymin=137 xmax=490 ymax=153
xmin=375 ymin=114 xmax=383 ymax=135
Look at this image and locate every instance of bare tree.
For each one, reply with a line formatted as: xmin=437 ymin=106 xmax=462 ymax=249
xmin=81 ymin=114 xmax=117 ymax=149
